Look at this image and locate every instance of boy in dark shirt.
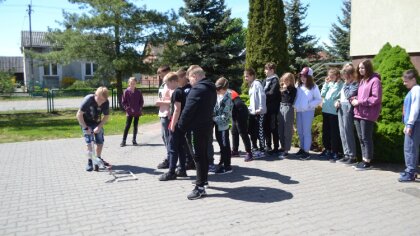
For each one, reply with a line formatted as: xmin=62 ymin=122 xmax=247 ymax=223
xmin=159 ymin=71 xmax=191 ymax=180
xmin=76 ymin=87 xmax=110 ymax=171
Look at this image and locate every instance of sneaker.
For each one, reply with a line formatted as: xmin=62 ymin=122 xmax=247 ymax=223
xmin=354 ymin=161 xmax=372 ymax=171
xmin=215 ymin=166 xmax=227 ymax=174
xmin=319 ymin=149 xmax=331 ymax=158
xmin=294 ymin=148 xmax=305 ymax=156
xmin=299 ymin=151 xmax=311 ymax=160
xmin=175 ymin=168 xmax=188 ymax=177
xmin=187 ymin=186 xmax=207 ymax=200
xmin=338 ymin=156 xmax=349 ymax=163
xmin=85 ymin=159 xmax=93 ymax=171
xmin=159 ymin=172 xmax=177 ymax=181
xmin=208 ymin=164 xmax=217 ymax=173
xmin=132 ymin=140 xmax=138 ymax=146
xmin=191 ymin=180 xmax=209 ymax=187
xmin=343 ymin=158 xmax=357 ymax=166
xmin=267 ymin=148 xmax=279 ymax=155
xmin=329 ymin=153 xmax=339 ymax=163
xmin=98 ymin=157 xmax=110 ymax=167
xmin=253 ymin=150 xmax=266 ymax=159
xmin=224 ymin=166 xmax=233 ymax=174
xmin=120 ymin=141 xmax=126 ymax=147
xmin=279 ymin=152 xmax=288 ymax=159
xmin=244 ymin=152 xmax=253 ymax=162
xmin=231 ymin=150 xmax=240 ymax=157
xmin=157 ymin=159 xmax=169 ymax=169
xmin=398 ymin=172 xmax=416 ymax=182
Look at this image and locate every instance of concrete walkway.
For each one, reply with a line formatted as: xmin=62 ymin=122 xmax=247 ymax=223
xmin=0 ymin=122 xmax=419 ymax=235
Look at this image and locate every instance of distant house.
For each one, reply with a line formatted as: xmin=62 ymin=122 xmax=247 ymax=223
xmin=21 ymin=31 xmax=97 ymax=89
xmin=0 ymin=56 xmax=24 ymax=85
xmin=350 ymin=0 xmax=420 ymax=71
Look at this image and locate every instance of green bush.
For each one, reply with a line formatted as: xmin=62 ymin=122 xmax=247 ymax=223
xmin=372 ymin=42 xmax=392 ymax=70
xmin=66 ymin=81 xmax=94 ymax=90
xmin=373 ymin=43 xmax=418 ymax=162
xmin=61 ymin=77 xmax=77 ymax=88
xmin=0 ymin=72 xmax=14 ymax=93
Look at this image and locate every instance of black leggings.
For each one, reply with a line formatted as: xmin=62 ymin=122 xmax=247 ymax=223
xmin=122 ymin=115 xmax=139 ymax=141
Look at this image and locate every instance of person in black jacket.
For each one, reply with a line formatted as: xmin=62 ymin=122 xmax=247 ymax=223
xmin=263 ymin=62 xmax=281 ymax=154
xmin=230 ymin=89 xmax=253 ymax=162
xmin=178 ymin=65 xmax=216 ymax=200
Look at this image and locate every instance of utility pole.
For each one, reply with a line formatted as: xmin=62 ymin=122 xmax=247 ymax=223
xmin=27 ymin=3 xmax=34 ymax=93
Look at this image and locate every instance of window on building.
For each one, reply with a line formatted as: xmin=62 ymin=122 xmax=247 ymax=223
xmin=43 ymin=63 xmax=58 ymax=76
xmin=85 ymin=62 xmax=97 ymax=76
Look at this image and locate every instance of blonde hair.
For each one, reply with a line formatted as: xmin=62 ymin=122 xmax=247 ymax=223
xmin=187 ymin=65 xmax=205 ymax=77
xmin=341 ymin=63 xmax=357 ymax=81
xmin=280 ymin=73 xmax=295 ymax=91
xmin=95 ymin=86 xmax=109 ymax=99
xmin=163 ymin=72 xmax=178 ymax=83
xmin=128 ymin=77 xmax=136 ymax=83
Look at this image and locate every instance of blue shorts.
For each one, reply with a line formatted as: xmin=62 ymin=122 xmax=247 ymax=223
xmin=82 ymin=126 xmax=105 ymax=145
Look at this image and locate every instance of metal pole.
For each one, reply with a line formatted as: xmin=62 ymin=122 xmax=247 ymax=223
xmin=27 ymin=3 xmax=35 ymax=94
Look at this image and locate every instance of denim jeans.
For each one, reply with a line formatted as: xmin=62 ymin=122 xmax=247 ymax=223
xmin=404 ymin=122 xmax=420 ymax=173
xmin=168 ymin=126 xmax=187 ymax=173
xmin=296 ymin=110 xmax=315 ymax=152
xmin=160 ymin=117 xmax=170 ymax=159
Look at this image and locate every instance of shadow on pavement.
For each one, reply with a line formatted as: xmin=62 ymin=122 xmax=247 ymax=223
xmin=138 ymin=143 xmax=165 ymax=147
xmin=209 ymin=165 xmax=299 ymax=185
xmin=206 ymin=186 xmax=293 ymax=203
xmin=111 ymin=165 xmax=163 ymax=175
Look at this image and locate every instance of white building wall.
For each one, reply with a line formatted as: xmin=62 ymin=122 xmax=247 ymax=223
xmin=350 ymin=0 xmax=420 ymax=56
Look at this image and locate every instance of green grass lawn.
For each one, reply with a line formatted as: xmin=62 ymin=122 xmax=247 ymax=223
xmin=0 ymin=109 xmax=159 ymax=143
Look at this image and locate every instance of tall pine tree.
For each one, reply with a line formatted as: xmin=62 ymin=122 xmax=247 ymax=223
xmin=246 ymin=0 xmax=289 ymax=80
xmin=285 ymin=0 xmax=319 ymax=71
xmin=325 ymin=0 xmax=351 ymax=60
xmin=166 ymin=0 xmax=243 ymax=83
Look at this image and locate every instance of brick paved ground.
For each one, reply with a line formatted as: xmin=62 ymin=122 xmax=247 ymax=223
xmin=0 ymin=122 xmax=419 ymax=235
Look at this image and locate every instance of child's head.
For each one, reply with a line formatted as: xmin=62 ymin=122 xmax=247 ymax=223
xmin=244 ymin=68 xmax=256 ymax=85
xmin=157 ymin=65 xmax=171 ymax=79
xmin=215 ymin=77 xmax=229 ymax=94
xmin=264 ymin=62 xmax=276 ymax=77
xmin=299 ymin=67 xmax=315 ymax=89
xmin=128 ymin=77 xmax=137 ymax=88
xmin=280 ymin=72 xmax=295 ymax=89
xmin=328 ymin=68 xmax=341 ymax=82
xmin=163 ymin=72 xmax=178 ymax=90
xmin=176 ymin=69 xmax=187 ymax=86
xmin=341 ymin=63 xmax=356 ymax=82
xmin=357 ymin=59 xmax=374 ymax=80
xmin=94 ymin=86 xmax=109 ymax=105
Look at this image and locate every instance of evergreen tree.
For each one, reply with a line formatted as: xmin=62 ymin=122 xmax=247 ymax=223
xmin=167 ymin=0 xmax=244 ymax=85
xmin=37 ymin=0 xmax=168 ymax=107
xmin=373 ymin=44 xmax=418 ymax=162
xmin=372 ymin=42 xmax=392 ymax=70
xmin=285 ymin=0 xmax=319 ymax=71
xmin=325 ymin=0 xmax=351 ymax=60
xmin=246 ymin=0 xmax=289 ymax=80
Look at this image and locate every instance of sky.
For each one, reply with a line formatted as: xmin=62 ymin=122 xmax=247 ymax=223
xmin=0 ymin=0 xmax=344 ymax=56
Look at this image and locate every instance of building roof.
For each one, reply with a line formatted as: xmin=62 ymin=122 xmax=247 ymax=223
xmin=0 ymin=56 xmax=24 ymax=73
xmin=21 ymin=31 xmax=51 ymax=48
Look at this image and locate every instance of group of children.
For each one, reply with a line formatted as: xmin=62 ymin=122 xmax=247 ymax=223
xmin=77 ymin=59 xmax=420 ymax=189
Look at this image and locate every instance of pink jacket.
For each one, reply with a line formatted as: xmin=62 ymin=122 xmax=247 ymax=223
xmin=353 ymin=74 xmax=382 ymax=122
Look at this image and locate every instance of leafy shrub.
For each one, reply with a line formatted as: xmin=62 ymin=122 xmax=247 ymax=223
xmin=372 ymin=42 xmax=392 ymax=70
xmin=0 ymin=72 xmax=14 ymax=93
xmin=372 ymin=43 xmax=418 ymax=162
xmin=61 ymin=77 xmax=77 ymax=88
xmin=66 ymin=81 xmax=94 ymax=90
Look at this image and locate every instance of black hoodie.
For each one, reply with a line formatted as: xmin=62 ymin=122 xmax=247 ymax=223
xmin=178 ymin=78 xmax=216 ymax=132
